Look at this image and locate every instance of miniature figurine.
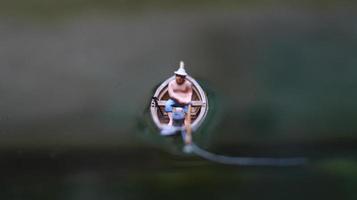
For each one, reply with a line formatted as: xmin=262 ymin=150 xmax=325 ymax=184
xmin=165 ymin=61 xmax=193 ymax=126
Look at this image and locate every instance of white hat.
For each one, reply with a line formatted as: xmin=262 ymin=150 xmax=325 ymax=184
xmin=174 ymin=61 xmax=188 ymax=76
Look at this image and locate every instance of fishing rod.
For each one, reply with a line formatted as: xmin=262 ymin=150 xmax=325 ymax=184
xmin=158 ymin=104 xmax=307 ymax=166
xmin=178 ymin=112 xmax=306 ymax=166
xmin=183 ymin=142 xmax=307 ymax=166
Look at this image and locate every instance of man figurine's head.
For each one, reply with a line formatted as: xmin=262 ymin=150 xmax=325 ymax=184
xmin=174 ymin=61 xmax=188 ymax=85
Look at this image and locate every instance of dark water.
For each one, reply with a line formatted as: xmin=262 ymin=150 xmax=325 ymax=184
xmin=1 ymin=1 xmax=357 ymax=199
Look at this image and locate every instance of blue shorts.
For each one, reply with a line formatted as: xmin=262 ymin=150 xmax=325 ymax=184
xmin=165 ymin=99 xmax=189 ymax=113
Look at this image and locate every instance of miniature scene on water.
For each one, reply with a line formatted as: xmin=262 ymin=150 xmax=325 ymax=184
xmin=1 ymin=0 xmax=357 ymax=199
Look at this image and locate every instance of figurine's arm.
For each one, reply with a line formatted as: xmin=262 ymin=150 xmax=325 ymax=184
xmin=182 ymin=83 xmax=193 ymax=104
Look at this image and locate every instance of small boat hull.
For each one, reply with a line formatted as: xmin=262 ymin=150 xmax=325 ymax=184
xmin=150 ymin=76 xmax=209 ymax=131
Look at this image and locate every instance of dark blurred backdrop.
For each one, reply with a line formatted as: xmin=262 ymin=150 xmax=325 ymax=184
xmin=1 ymin=0 xmax=357 ymax=199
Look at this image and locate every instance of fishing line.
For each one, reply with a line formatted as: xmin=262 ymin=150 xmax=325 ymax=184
xmin=184 ymin=143 xmax=307 ymax=166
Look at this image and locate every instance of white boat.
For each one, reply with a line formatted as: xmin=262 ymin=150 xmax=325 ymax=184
xmin=150 ymin=75 xmax=209 ymax=131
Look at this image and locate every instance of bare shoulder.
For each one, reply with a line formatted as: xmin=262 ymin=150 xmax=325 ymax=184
xmin=169 ymin=80 xmax=176 ymax=86
xmin=185 ymin=80 xmax=192 ymax=87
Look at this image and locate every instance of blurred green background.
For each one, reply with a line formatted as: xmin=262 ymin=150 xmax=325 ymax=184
xmin=1 ymin=0 xmax=357 ymax=199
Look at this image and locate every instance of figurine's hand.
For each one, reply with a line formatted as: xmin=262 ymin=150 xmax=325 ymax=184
xmin=182 ymin=99 xmax=191 ymax=105
xmin=175 ymin=98 xmax=183 ymax=104
xmin=176 ymin=96 xmax=191 ymax=105
xmin=178 ymin=98 xmax=187 ymax=105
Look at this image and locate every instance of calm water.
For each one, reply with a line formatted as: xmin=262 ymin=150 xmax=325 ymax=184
xmin=1 ymin=1 xmax=357 ymax=199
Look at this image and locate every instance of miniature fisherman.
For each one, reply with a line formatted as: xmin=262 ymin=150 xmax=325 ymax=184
xmin=165 ymin=61 xmax=193 ymax=126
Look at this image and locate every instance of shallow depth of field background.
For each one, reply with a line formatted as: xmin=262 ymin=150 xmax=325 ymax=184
xmin=1 ymin=1 xmax=357 ymax=199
